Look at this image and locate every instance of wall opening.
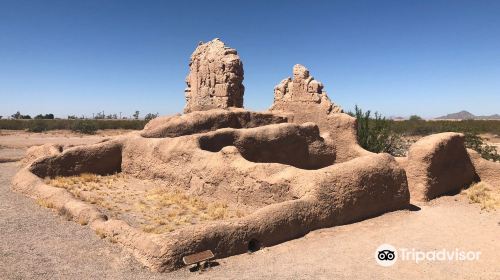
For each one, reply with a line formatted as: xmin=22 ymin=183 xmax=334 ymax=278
xmin=248 ymin=239 xmax=261 ymax=253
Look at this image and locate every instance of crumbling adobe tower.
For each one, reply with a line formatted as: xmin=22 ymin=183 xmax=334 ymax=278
xmin=270 ymin=64 xmax=342 ymax=118
xmin=184 ymin=38 xmax=244 ymax=113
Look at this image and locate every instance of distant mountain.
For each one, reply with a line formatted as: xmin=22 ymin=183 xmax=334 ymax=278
xmin=436 ymin=110 xmax=476 ymax=120
xmin=435 ymin=110 xmax=500 ymax=120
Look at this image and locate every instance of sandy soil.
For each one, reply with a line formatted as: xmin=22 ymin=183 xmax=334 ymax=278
xmin=0 ymin=129 xmax=131 ymax=149
xmin=1 ymin=132 xmax=499 ymax=279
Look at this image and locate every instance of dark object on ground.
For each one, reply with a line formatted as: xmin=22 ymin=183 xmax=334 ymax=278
xmin=183 ymin=250 xmax=215 ymax=272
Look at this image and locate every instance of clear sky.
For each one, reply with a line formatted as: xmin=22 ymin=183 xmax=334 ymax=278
xmin=1 ymin=0 xmax=499 ymax=119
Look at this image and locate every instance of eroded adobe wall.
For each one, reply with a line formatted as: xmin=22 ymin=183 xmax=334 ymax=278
xmin=405 ymin=133 xmax=477 ymax=201
xmin=467 ymin=148 xmax=500 ymax=188
xmin=184 ymin=39 xmax=244 ymax=113
xmin=270 ymin=64 xmax=371 ymax=162
xmin=270 ymin=64 xmax=342 ymax=119
xmin=122 ymin=122 xmax=338 ymax=207
xmin=141 ymin=108 xmax=287 ymax=138
xmin=198 ymin=122 xmax=336 ymax=169
xmin=151 ymin=153 xmax=409 ymax=271
xmin=29 ymin=140 xmax=123 ymax=178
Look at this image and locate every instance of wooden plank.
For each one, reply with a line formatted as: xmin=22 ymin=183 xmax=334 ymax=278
xmin=182 ymin=250 xmax=214 ymax=265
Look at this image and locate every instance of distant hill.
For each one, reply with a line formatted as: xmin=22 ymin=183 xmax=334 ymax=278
xmin=476 ymin=114 xmax=500 ymax=120
xmin=436 ymin=110 xmax=500 ymax=120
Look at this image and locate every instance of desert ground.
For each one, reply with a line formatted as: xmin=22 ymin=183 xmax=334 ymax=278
xmin=0 ymin=130 xmax=499 ymax=279
xmin=481 ymin=133 xmax=500 ymax=150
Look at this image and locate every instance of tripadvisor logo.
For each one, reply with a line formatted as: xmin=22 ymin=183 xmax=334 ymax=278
xmin=375 ymin=244 xmax=481 ymax=267
xmin=375 ymin=244 xmax=397 ymax=267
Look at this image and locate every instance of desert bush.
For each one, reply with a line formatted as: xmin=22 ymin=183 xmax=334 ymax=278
xmin=351 ymin=105 xmax=407 ymax=156
xmin=27 ymin=120 xmax=49 ymax=132
xmin=0 ymin=119 xmax=147 ymax=131
xmin=390 ymin=119 xmax=500 ymax=136
xmin=462 ymin=182 xmax=500 ymax=211
xmin=71 ymin=121 xmax=98 ymax=134
xmin=464 ymin=132 xmax=500 ymax=162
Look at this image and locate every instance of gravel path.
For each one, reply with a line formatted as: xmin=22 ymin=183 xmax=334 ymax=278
xmin=0 ymin=161 xmax=173 ymax=279
xmin=1 ymin=151 xmax=499 ymax=279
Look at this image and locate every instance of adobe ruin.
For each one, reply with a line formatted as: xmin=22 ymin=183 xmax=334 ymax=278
xmin=12 ymin=38 xmax=499 ymax=272
xmin=184 ymin=38 xmax=244 ymax=113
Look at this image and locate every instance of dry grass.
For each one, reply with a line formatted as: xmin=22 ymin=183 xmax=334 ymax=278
xmin=462 ymin=182 xmax=500 ymax=211
xmin=139 ymin=189 xmax=245 ymax=234
xmin=46 ymin=173 xmax=121 ymax=191
xmin=36 ymin=198 xmax=55 ymax=209
xmin=46 ymin=173 xmax=247 ymax=234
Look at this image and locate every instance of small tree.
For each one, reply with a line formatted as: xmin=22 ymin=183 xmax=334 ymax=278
xmin=144 ymin=113 xmax=159 ymax=122
xmin=409 ymin=115 xmax=423 ymax=121
xmin=94 ymin=111 xmax=105 ymax=119
xmin=11 ymin=111 xmax=21 ymax=119
xmin=133 ymin=110 xmax=140 ymax=120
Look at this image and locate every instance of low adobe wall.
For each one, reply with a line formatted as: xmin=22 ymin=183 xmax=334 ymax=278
xmin=13 ymin=151 xmax=409 ymax=271
xmin=401 ymin=133 xmax=478 ymax=201
xmin=467 ymin=148 xmax=500 ymax=188
xmin=12 ymin=110 xmax=410 ymax=271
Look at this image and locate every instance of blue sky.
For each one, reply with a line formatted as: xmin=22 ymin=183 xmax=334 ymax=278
xmin=1 ymin=0 xmax=499 ymax=119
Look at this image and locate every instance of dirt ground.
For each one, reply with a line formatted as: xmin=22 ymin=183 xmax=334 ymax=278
xmin=0 ymin=129 xmax=130 ymax=149
xmin=1 ymin=131 xmax=499 ymax=279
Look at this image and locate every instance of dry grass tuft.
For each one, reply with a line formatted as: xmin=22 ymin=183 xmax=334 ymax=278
xmin=57 ymin=207 xmax=73 ymax=221
xmin=36 ymin=198 xmax=55 ymax=209
xmin=462 ymin=182 xmax=500 ymax=211
xmin=138 ymin=188 xmax=245 ymax=233
xmin=46 ymin=173 xmax=248 ymax=234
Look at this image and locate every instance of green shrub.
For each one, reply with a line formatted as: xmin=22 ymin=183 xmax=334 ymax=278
xmin=71 ymin=121 xmax=98 ymax=134
xmin=351 ymin=105 xmax=407 ymax=156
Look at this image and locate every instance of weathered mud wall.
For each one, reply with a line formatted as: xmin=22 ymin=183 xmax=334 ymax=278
xmin=184 ymin=39 xmax=244 ymax=113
